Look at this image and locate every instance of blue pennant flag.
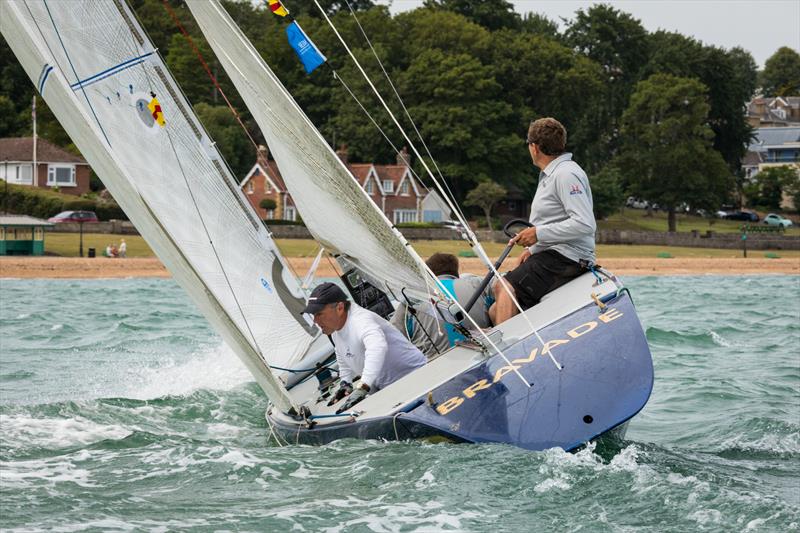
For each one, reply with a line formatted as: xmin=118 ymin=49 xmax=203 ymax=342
xmin=286 ymin=21 xmax=327 ymax=74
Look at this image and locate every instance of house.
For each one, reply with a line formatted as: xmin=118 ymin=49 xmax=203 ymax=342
xmin=0 ymin=137 xmax=91 ymax=196
xmin=746 ymin=96 xmax=800 ymax=128
xmin=741 ymin=126 xmax=799 ymax=210
xmin=240 ymin=145 xmax=452 ymax=224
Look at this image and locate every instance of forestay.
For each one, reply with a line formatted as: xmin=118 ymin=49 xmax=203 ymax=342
xmin=186 ymin=0 xmax=433 ymax=299
xmin=0 ymin=0 xmax=319 ymax=412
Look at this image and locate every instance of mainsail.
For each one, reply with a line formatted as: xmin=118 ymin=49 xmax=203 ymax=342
xmin=0 ymin=0 xmax=321 ymax=412
xmin=186 ymin=0 xmax=434 ymax=299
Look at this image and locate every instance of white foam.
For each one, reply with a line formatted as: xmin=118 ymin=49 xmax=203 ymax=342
xmin=709 ymin=330 xmax=732 ymax=347
xmin=0 ymin=455 xmax=96 ymax=488
xmin=125 ymin=342 xmax=252 ymax=400
xmin=0 ymin=414 xmax=131 ymax=450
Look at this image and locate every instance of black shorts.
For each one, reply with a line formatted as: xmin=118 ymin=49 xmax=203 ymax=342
xmin=504 ymin=249 xmax=587 ymax=310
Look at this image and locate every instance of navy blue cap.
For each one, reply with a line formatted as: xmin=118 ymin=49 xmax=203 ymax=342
xmin=301 ymin=282 xmax=348 ymax=315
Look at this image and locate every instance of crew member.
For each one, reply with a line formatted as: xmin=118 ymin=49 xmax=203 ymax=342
xmin=391 ymin=253 xmax=492 ymax=357
xmin=302 ymin=282 xmax=426 ymax=412
xmin=489 ymin=117 xmax=596 ymax=325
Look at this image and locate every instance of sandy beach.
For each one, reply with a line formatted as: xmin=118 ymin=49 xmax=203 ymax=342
xmin=1 ymin=256 xmax=798 ymax=279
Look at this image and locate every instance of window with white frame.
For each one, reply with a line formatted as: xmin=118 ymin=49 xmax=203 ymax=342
xmin=246 ymin=181 xmax=254 ymax=194
xmin=265 ymin=180 xmax=272 ymax=193
xmin=400 ymin=180 xmax=410 ymax=195
xmin=382 ymin=180 xmax=394 ymax=193
xmin=284 ymin=206 xmax=297 ymax=221
xmin=47 ymin=164 xmax=76 ymax=186
xmin=1 ymin=164 xmax=33 ymax=185
xmin=365 ymin=179 xmax=374 ymax=194
xmin=394 ymin=209 xmax=417 ymax=224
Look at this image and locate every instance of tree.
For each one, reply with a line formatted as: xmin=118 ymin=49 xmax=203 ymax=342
xmin=781 ymin=167 xmax=800 ymax=214
xmin=260 ymin=198 xmax=277 ymax=210
xmin=464 ymin=181 xmax=506 ymax=229
xmin=591 ymin=166 xmax=624 ymax=219
xmin=760 ymin=47 xmax=800 ymax=96
xmin=194 ymin=103 xmax=254 ymax=179
xmin=744 ymin=166 xmax=798 ymax=210
xmin=615 ymin=73 xmax=733 ymax=232
xmin=423 ymin=0 xmax=521 ymax=31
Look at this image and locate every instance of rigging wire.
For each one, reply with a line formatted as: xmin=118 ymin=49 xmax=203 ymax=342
xmin=341 ymin=0 xmax=464 ymax=221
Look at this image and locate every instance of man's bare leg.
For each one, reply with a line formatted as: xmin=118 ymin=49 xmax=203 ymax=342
xmin=490 ymin=280 xmax=520 ymax=325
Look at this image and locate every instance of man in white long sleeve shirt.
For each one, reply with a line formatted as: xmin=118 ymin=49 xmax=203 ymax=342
xmin=489 ymin=117 xmax=596 ymax=325
xmin=302 ymin=282 xmax=426 ymax=411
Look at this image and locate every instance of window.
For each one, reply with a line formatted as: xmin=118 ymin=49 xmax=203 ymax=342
xmin=365 ymin=179 xmax=374 ymax=194
xmin=284 ymin=206 xmax=296 ymax=221
xmin=265 ymin=181 xmax=272 ymax=193
xmin=394 ymin=209 xmax=417 ymax=224
xmin=246 ymin=181 xmax=254 ymax=194
xmin=1 ymin=165 xmax=33 ymax=185
xmin=47 ymin=164 xmax=76 ymax=186
xmin=382 ymin=180 xmax=394 ymax=193
xmin=265 ymin=209 xmax=274 ymax=220
xmin=400 ymin=180 xmax=410 ymax=196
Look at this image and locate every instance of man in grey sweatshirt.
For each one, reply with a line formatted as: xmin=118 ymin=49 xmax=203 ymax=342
xmin=489 ymin=117 xmax=597 ymax=325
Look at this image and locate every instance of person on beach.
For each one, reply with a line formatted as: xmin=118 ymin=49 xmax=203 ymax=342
xmin=489 ymin=117 xmax=596 ymax=325
xmin=391 ymin=252 xmax=492 ymax=358
xmin=119 ymin=239 xmax=127 ymax=258
xmin=302 ymin=282 xmax=426 ymax=412
xmin=104 ymin=244 xmax=114 ymax=258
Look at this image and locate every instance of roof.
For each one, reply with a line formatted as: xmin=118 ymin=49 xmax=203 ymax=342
xmin=0 ymin=214 xmax=54 ymax=227
xmin=0 ymin=137 xmax=87 ymax=164
xmin=748 ymin=127 xmax=800 ymax=152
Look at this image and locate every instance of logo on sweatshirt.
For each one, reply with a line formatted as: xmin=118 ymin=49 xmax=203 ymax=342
xmin=569 ymin=184 xmax=583 ymax=195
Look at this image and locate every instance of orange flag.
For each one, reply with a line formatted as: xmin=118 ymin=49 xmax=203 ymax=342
xmin=268 ymin=0 xmax=289 ymax=17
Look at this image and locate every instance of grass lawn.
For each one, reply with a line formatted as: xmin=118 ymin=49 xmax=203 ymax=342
xmin=44 ymin=232 xmax=800 ymax=259
xmin=599 ymin=208 xmax=800 ymax=236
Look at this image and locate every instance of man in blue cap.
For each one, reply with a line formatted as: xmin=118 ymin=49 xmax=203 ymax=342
xmin=302 ymin=282 xmax=426 ymax=412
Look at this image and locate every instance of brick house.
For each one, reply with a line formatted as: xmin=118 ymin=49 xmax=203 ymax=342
xmin=746 ymin=96 xmax=800 ymax=128
xmin=241 ymin=146 xmax=451 ymax=223
xmin=0 ymin=137 xmax=91 ymax=196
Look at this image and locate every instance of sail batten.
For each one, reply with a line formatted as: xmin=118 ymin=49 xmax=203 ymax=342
xmin=186 ymin=0 xmax=434 ymax=299
xmin=1 ymin=0 xmax=321 ymax=411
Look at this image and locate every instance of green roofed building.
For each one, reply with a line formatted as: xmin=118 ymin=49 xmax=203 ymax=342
xmin=0 ymin=215 xmax=53 ymax=256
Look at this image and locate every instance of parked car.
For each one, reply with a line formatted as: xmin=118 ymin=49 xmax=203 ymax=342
xmin=47 ymin=210 xmax=99 ymax=223
xmin=626 ymin=196 xmax=649 ymax=209
xmin=762 ymin=213 xmax=793 ymax=228
xmin=724 ymin=210 xmax=759 ymax=222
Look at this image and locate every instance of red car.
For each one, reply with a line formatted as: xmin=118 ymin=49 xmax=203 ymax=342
xmin=47 ymin=210 xmax=99 ymax=223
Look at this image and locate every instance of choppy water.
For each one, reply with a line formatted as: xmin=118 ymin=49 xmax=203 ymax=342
xmin=1 ymin=275 xmax=798 ymax=532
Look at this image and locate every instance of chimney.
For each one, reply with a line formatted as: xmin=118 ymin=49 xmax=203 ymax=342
xmin=336 ymin=144 xmax=348 ymax=164
xmin=397 ymin=146 xmax=411 ymax=167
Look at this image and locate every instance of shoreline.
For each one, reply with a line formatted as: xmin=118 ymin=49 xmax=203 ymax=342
xmin=1 ymin=256 xmax=798 ymax=279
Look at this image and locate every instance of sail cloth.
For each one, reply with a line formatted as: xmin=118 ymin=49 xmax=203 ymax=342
xmin=0 ymin=0 xmax=320 ymax=412
xmin=186 ymin=0 xmax=434 ymax=300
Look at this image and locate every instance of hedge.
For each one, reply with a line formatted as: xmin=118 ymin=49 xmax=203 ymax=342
xmin=0 ymin=182 xmax=127 ymax=221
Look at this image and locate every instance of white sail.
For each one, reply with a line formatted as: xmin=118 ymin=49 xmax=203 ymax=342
xmin=186 ymin=0 xmax=434 ymax=298
xmin=0 ymin=0 xmax=322 ymax=412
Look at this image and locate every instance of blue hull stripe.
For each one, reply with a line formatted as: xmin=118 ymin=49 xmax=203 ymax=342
xmin=69 ymin=51 xmax=154 ymax=91
xmin=37 ymin=64 xmax=53 ymax=94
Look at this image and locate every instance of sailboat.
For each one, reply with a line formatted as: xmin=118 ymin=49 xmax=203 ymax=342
xmin=2 ymin=0 xmax=653 ymax=451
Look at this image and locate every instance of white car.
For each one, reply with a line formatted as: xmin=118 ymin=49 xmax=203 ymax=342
xmin=763 ymin=213 xmax=793 ymax=228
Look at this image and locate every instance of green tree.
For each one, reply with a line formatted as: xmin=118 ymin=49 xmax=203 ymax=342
xmin=642 ymin=32 xmax=757 ymax=173
xmin=760 ymin=47 xmax=800 ymax=96
xmin=423 ymin=0 xmax=521 ymax=31
xmin=744 ymin=166 xmax=798 ymax=210
xmin=591 ymin=166 xmax=624 ymax=219
xmin=519 ymin=13 xmax=560 ymax=39
xmin=464 ymin=181 xmax=507 ymax=230
xmin=780 ymin=167 xmax=800 ymax=214
xmin=259 ymin=198 xmax=277 ymax=210
xmin=616 ymin=73 xmax=732 ymax=232
xmin=194 ymin=103 xmax=254 ymax=179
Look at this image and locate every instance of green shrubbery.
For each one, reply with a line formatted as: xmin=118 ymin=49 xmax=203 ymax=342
xmin=0 ymin=183 xmax=126 ymax=220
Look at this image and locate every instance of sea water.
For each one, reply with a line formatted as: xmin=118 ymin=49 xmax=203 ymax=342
xmin=0 ymin=276 xmax=798 ymax=531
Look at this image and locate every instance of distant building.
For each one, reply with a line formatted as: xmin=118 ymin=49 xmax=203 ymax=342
xmin=0 ymin=214 xmax=53 ymax=256
xmin=746 ymin=96 xmax=800 ymax=128
xmin=240 ymin=145 xmax=452 ymax=224
xmin=742 ymin=126 xmax=799 ymax=210
xmin=0 ymin=137 xmax=91 ymax=196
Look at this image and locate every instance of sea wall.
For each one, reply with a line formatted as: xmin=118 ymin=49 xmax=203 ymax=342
xmin=51 ymin=221 xmax=800 ymax=250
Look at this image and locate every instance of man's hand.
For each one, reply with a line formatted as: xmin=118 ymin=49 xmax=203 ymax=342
xmin=510 ymin=226 xmax=537 ymax=248
xmin=327 ymin=381 xmax=352 ymax=406
xmin=517 ymin=248 xmax=531 ymax=266
xmin=337 ymin=386 xmax=367 ymax=413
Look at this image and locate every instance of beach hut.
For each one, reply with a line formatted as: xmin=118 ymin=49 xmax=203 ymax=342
xmin=0 ymin=215 xmax=53 ymax=255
